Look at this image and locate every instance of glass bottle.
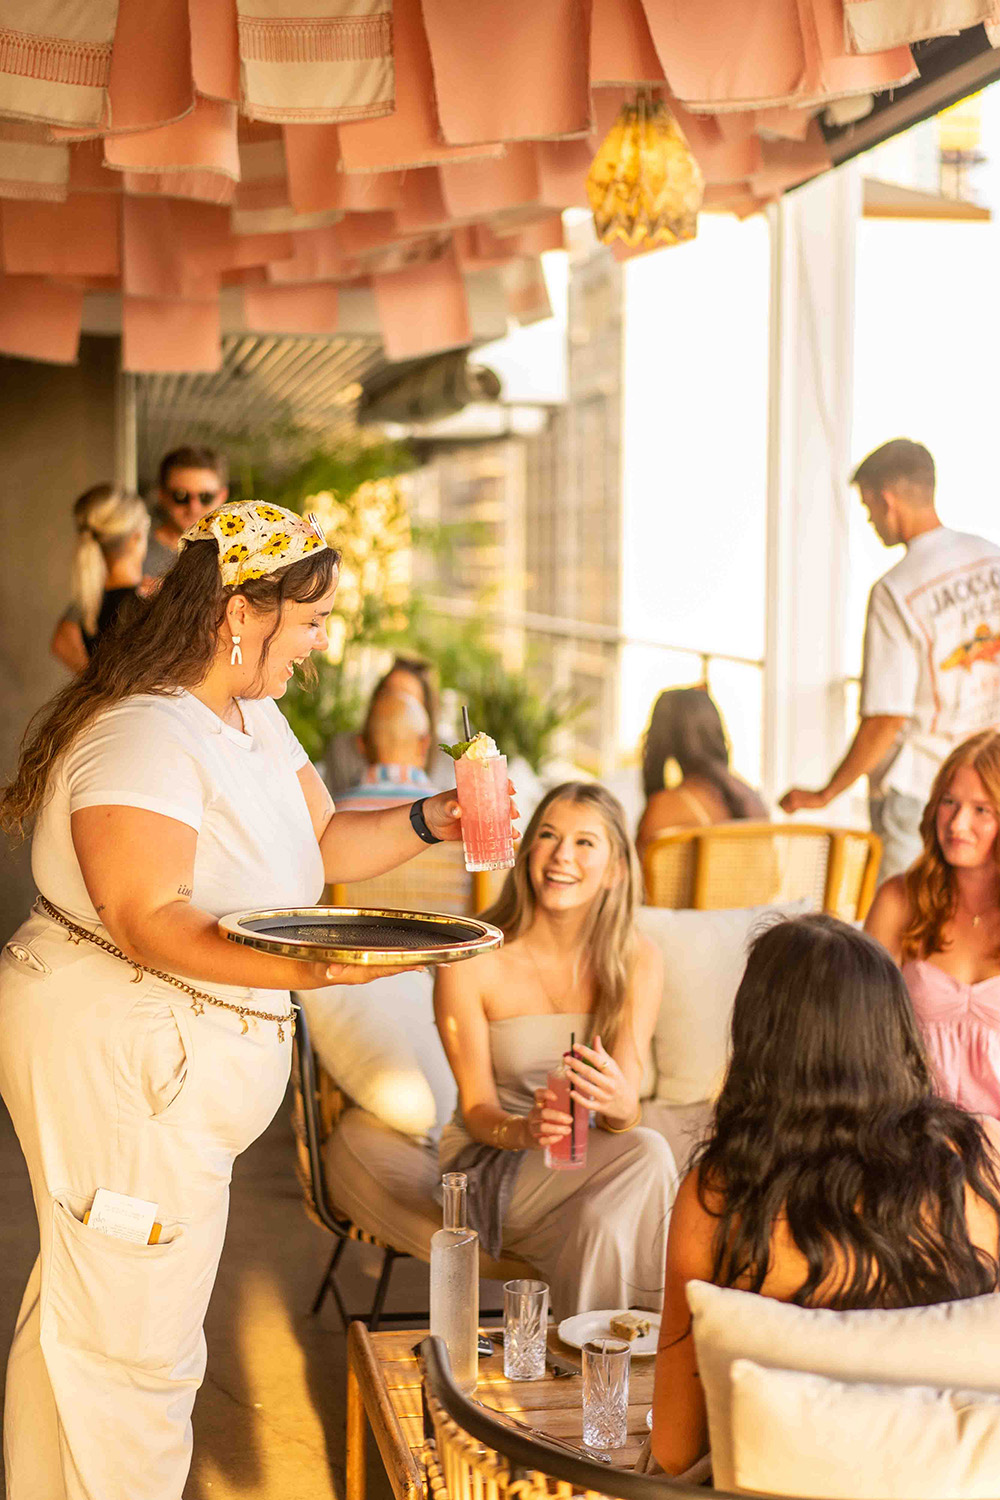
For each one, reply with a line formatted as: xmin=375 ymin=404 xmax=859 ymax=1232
xmin=429 ymin=1171 xmax=479 ymax=1393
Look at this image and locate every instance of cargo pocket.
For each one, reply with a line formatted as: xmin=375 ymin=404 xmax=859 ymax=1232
xmin=45 ymin=1196 xmax=191 ymax=1373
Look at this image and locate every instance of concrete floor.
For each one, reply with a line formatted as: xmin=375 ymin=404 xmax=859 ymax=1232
xmin=0 ymin=1093 xmax=504 ymax=1499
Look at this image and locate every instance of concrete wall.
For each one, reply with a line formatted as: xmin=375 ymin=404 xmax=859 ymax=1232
xmin=0 ymin=336 xmax=118 ymax=938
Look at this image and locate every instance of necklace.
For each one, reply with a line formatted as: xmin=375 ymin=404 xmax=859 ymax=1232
xmin=525 ymin=942 xmax=588 ymax=1012
xmin=957 ymin=897 xmax=995 ymax=929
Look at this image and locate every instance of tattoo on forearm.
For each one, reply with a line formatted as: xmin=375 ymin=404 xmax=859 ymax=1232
xmin=178 ymin=885 xmax=193 ymax=899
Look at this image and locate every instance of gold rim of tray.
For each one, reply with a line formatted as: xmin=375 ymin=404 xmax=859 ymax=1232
xmin=219 ymin=905 xmax=504 ymax=966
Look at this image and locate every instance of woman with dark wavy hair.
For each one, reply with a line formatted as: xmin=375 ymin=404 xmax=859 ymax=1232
xmin=0 ymin=501 xmax=495 ymax=1500
xmin=866 ymin=729 xmax=1000 ymax=1117
xmin=651 ymin=914 xmax=1000 ymax=1476
xmin=636 ymin=687 xmax=766 ymax=856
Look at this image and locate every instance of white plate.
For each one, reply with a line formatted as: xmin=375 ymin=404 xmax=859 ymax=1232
xmin=556 ymin=1310 xmax=660 ymax=1358
xmin=645 ymin=1408 xmax=653 ymax=1431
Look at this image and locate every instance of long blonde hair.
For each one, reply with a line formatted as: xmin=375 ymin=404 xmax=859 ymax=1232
xmin=71 ymin=484 xmax=150 ymax=634
xmin=901 ymin=730 xmax=1000 ymax=961
xmin=482 ymin=782 xmax=642 ymax=1050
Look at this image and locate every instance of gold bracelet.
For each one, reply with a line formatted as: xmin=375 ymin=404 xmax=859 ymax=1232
xmin=601 ymin=1107 xmax=641 ymax=1134
xmin=492 ymin=1114 xmax=523 ymax=1150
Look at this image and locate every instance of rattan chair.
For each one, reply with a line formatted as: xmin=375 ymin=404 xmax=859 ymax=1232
xmin=642 ymin=822 xmax=881 ymax=922
xmin=329 ymin=841 xmax=503 ymax=916
xmin=418 ymin=1335 xmax=723 ymax=1500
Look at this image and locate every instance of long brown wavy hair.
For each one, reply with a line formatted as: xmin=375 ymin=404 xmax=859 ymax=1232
xmin=695 ymin=914 xmax=1000 ymax=1309
xmin=2 ymin=538 xmax=340 ymax=838
xmin=900 ymin=730 xmax=1000 ymax=962
xmin=481 ymin=782 xmax=642 ymax=1052
xmin=641 ymin=686 xmax=766 ymax=819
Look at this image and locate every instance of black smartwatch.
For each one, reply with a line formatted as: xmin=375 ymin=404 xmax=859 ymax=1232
xmin=409 ymin=797 xmax=442 ymax=845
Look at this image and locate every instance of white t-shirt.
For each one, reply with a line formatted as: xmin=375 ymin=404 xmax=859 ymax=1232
xmin=32 ymin=692 xmax=325 ymax=993
xmin=860 ymin=527 xmax=1000 ymax=801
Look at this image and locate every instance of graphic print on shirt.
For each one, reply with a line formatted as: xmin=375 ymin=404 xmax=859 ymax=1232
xmin=909 ymin=556 xmax=1000 ymax=735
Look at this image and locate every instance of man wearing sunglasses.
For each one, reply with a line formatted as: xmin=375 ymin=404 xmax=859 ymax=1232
xmin=150 ymin=445 xmax=229 ymax=574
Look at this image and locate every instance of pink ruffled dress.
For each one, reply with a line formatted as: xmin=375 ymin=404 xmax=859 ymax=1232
xmin=902 ymin=960 xmax=1000 ymax=1119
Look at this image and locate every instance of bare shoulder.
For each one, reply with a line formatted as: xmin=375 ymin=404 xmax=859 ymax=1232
xmin=667 ymin=1168 xmax=719 ymax=1280
xmin=863 ymin=874 xmax=910 ymax=956
xmin=434 ymin=947 xmax=493 ymax=1006
xmin=633 ymin=930 xmax=664 ymax=978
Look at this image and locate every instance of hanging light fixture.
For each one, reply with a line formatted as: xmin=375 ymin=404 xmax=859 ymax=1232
xmin=586 ymin=89 xmax=704 ymax=249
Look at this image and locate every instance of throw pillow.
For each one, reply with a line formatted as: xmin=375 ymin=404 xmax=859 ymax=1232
xmin=636 ymin=903 xmax=809 ymax=1106
xmin=687 ymin=1279 xmax=1000 ymax=1491
xmin=731 ymin=1359 xmax=1000 ymax=1499
xmin=298 ymin=971 xmax=457 ymax=1141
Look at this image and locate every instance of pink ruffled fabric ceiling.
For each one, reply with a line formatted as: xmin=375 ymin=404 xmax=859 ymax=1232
xmin=0 ymin=0 xmax=968 ymax=371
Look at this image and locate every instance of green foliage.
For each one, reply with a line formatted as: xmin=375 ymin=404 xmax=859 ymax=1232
xmin=280 ymin=656 xmax=362 ymax=765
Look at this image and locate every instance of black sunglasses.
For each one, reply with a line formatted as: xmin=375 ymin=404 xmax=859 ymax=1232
xmin=168 ymin=488 xmax=221 ymax=507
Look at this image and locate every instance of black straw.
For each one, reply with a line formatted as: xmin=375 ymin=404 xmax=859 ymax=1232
xmin=462 ymin=704 xmax=472 ymax=740
xmin=569 ymin=1030 xmax=577 ymax=1162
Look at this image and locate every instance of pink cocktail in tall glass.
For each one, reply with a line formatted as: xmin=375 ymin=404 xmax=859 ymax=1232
xmin=454 ymin=740 xmax=515 ymax=873
xmin=544 ymin=1055 xmax=588 ymax=1171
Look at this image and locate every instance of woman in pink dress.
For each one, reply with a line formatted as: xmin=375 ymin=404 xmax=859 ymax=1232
xmin=866 ymin=730 xmax=1000 ymax=1118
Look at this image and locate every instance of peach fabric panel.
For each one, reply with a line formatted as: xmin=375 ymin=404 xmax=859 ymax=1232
xmin=68 ymin=140 xmax=121 ymax=192
xmin=373 ymin=244 xmax=470 ymax=361
xmin=754 ymin=105 xmax=816 ymax=141
xmin=243 ymin=280 xmax=339 ymax=332
xmin=335 ymin=209 xmax=400 ymax=255
xmin=189 ymin=0 xmax=240 ymax=101
xmin=640 ymin=0 xmax=808 ymax=110
xmin=395 ymin=169 xmax=451 ymax=233
xmin=337 ymin=0 xmax=501 ymax=172
xmin=497 ymin=214 xmax=565 ymax=257
xmin=266 ymin=226 xmax=358 ymax=282
xmin=535 ymin=139 xmax=593 ymax=210
xmin=590 ymin=0 xmax=665 ymax=86
xmin=452 ymin=226 xmax=510 ymax=271
xmin=237 ymin=0 xmax=393 ymax=124
xmin=107 ymin=0 xmax=194 ymax=132
xmin=501 ymin=257 xmax=552 ymax=324
xmin=440 ymin=145 xmax=542 ymax=220
xmin=104 ymin=97 xmax=240 ymax=179
xmin=801 ymin=0 xmax=915 ymax=103
xmin=1 ymin=196 xmax=120 ymax=277
xmin=0 ymin=2 xmax=116 ymax=129
xmin=283 ymin=124 xmax=405 ymax=212
xmin=235 ymin=178 xmax=291 ymax=211
xmin=749 ymin=121 xmax=832 ymax=197
xmin=122 ymin=294 xmax=221 ymax=372
xmin=421 ymin=0 xmax=591 ymax=145
xmin=844 ymin=0 xmax=997 ymax=53
xmin=122 ymin=196 xmax=226 ymax=299
xmin=0 ymin=274 xmax=83 ymax=362
xmin=120 ymin=169 xmax=236 ymax=203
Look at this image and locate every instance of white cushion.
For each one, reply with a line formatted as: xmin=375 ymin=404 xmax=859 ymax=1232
xmin=297 ymin=971 xmax=457 ymax=1141
xmin=687 ymin=1280 xmax=1000 ymax=1491
xmin=731 ymin=1359 xmax=1000 ymax=1499
xmin=636 ymin=904 xmax=809 ymax=1106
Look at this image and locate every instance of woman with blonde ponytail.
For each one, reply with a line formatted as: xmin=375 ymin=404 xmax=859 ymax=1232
xmin=50 ymin=484 xmax=151 ymax=670
xmin=434 ymin=781 xmax=676 ymax=1317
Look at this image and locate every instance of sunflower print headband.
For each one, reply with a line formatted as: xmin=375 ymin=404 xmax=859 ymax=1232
xmin=179 ymin=500 xmax=330 ymax=587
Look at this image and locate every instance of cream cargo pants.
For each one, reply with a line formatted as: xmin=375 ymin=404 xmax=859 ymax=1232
xmin=0 ymin=906 xmax=291 ymax=1500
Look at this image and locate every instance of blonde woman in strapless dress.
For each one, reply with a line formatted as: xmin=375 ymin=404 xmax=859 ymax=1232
xmin=866 ymin=731 xmax=1000 ymax=1117
xmin=435 ymin=782 xmax=676 ymax=1318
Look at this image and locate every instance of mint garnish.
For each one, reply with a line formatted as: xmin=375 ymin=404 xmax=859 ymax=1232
xmin=439 ymin=739 xmax=474 ymax=760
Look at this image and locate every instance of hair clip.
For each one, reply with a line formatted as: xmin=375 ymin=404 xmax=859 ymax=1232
xmin=306 ymin=511 xmax=326 ymax=544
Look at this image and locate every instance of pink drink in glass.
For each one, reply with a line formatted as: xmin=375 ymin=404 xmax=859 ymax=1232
xmin=544 ymin=1056 xmax=588 ymax=1171
xmin=454 ymin=752 xmax=515 ymax=873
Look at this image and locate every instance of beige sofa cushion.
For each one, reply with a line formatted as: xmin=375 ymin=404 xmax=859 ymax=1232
xmin=322 ymin=1104 xmax=532 ymax=1279
xmin=688 ymin=1280 xmax=1000 ymax=1492
xmin=636 ymin=903 xmax=809 ymax=1106
xmin=639 ymin=1097 xmax=712 ymax=1173
xmin=731 ymin=1359 xmax=1000 ymax=1499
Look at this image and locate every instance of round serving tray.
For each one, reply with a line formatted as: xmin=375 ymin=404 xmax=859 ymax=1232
xmin=219 ymin=905 xmax=504 ymax=966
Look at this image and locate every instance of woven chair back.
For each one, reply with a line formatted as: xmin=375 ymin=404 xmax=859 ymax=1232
xmin=642 ymin=822 xmax=881 ymax=922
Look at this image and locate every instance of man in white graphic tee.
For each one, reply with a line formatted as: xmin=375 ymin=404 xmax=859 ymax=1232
xmin=780 ymin=439 xmax=1000 ymax=881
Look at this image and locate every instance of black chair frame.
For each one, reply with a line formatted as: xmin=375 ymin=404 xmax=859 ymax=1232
xmin=295 ymin=1005 xmax=428 ymax=1332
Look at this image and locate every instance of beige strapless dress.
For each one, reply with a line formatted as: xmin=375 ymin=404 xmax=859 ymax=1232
xmin=439 ymin=1012 xmax=677 ymax=1319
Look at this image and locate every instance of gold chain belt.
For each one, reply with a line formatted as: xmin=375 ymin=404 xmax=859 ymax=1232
xmin=35 ymin=896 xmax=295 ymax=1042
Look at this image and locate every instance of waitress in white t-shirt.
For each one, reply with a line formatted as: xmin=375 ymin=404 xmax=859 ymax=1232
xmin=780 ymin=439 xmax=1000 ymax=882
xmin=0 ymin=500 xmax=506 ymax=1500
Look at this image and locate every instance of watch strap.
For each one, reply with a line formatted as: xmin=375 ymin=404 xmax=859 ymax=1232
xmin=409 ymin=797 xmax=442 ymax=845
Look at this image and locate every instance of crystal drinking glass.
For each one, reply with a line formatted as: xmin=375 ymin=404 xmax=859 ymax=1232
xmin=503 ymin=1279 xmax=549 ymax=1381
xmin=582 ymin=1337 xmax=630 ymax=1449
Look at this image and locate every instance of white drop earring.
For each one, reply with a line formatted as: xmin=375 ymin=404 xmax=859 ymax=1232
xmin=230 ymin=635 xmax=243 ymax=667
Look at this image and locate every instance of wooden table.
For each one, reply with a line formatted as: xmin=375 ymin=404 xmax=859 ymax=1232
xmin=346 ymin=1324 xmax=656 ymax=1500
